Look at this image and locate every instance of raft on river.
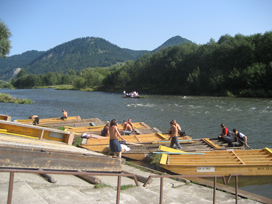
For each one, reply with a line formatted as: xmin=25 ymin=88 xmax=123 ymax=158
xmin=16 ymin=116 xmax=82 ymax=125
xmin=159 ymin=147 xmax=272 ymax=176
xmin=0 ymin=120 xmax=74 ymax=145
xmin=65 ymin=122 xmax=153 ymax=135
xmin=0 ymin=114 xmax=11 ymax=121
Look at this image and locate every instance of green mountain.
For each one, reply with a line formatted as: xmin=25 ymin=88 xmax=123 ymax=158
xmin=152 ymin=36 xmax=192 ymax=52
xmin=0 ymin=50 xmax=44 ymax=80
xmin=0 ymin=36 xmax=192 ymax=77
xmin=26 ymin=37 xmax=135 ymax=74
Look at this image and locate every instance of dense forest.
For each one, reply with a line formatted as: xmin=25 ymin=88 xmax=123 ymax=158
xmin=9 ymin=32 xmax=272 ymax=97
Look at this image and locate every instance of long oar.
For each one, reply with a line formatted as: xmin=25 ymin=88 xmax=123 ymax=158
xmin=231 ymin=132 xmax=253 ymax=150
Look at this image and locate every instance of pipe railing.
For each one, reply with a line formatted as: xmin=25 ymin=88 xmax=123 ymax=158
xmin=143 ymin=174 xmax=241 ymax=204
xmin=1 ymin=167 xmax=241 ymax=204
xmin=0 ymin=168 xmax=139 ymax=204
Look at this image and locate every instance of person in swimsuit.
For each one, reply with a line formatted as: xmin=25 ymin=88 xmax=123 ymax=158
xmin=169 ymin=121 xmax=182 ymax=150
xmin=109 ymin=119 xmax=125 ymax=158
xmin=29 ymin=115 xmax=39 ymax=125
xmin=60 ymin=109 xmax=68 ymax=120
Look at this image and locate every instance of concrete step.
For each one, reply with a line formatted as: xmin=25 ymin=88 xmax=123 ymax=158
xmin=0 ymin=181 xmax=47 ymax=204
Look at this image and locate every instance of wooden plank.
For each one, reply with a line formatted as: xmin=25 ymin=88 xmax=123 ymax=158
xmin=0 ymin=146 xmax=123 ymax=171
xmin=159 ymin=145 xmax=185 ymax=153
xmin=231 ymin=150 xmax=246 ymax=165
xmin=202 ymin=138 xmax=221 ymax=149
xmin=160 ymin=154 xmax=168 ymax=164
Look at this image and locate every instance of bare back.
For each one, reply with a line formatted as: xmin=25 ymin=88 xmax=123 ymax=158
xmin=109 ymin=125 xmax=121 ymax=140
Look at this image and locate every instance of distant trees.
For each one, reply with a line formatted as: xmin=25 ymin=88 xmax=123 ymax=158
xmin=11 ymin=32 xmax=272 ymax=97
xmin=0 ymin=20 xmax=11 ymax=58
xmin=102 ymin=32 xmax=272 ymax=97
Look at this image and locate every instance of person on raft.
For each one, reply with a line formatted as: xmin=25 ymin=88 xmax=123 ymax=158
xmin=122 ymin=120 xmax=133 ymax=135
xmin=231 ymin=129 xmax=248 ymax=147
xmin=60 ymin=109 xmax=68 ymax=120
xmin=169 ymin=121 xmax=182 ymax=150
xmin=29 ymin=115 xmax=39 ymax=125
xmin=218 ymin=124 xmax=232 ymax=144
xmin=109 ymin=119 xmax=125 ymax=158
xmin=101 ymin=121 xmax=110 ymax=136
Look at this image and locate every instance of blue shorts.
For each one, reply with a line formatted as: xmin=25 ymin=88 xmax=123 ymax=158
xmin=110 ymin=139 xmax=122 ymax=152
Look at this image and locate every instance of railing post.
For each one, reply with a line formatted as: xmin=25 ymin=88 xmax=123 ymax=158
xmin=116 ymin=175 xmax=121 ymax=204
xmin=160 ymin=177 xmax=164 ymax=204
xmin=7 ymin=172 xmax=14 ymax=204
xmin=235 ymin=175 xmax=238 ymax=204
xmin=213 ymin=176 xmax=217 ymax=204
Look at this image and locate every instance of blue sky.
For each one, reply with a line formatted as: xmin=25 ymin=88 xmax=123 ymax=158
xmin=1 ymin=0 xmax=271 ymax=56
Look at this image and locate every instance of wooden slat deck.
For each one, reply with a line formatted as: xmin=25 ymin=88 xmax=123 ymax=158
xmin=159 ymin=148 xmax=272 ymax=176
xmin=0 ymin=120 xmax=74 ymax=145
xmin=0 ymin=134 xmax=123 ymax=171
xmin=16 ymin=116 xmax=82 ymax=124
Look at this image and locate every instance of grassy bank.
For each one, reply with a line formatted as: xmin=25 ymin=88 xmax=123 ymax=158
xmin=0 ymin=93 xmax=34 ymax=104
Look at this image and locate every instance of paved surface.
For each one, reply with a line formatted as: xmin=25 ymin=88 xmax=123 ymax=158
xmin=0 ymin=164 xmax=260 ymax=204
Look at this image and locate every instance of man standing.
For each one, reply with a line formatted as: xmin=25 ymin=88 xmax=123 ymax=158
xmin=109 ymin=119 xmax=125 ymax=158
xmin=169 ymin=121 xmax=182 ymax=150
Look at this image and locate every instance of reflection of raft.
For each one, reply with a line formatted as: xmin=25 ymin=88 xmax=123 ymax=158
xmin=159 ymin=148 xmax=272 ymax=176
xmin=123 ymin=95 xmax=140 ymax=98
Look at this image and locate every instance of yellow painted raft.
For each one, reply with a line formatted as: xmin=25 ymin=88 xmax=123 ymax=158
xmin=64 ymin=122 xmax=151 ymax=134
xmin=0 ymin=120 xmax=74 ymax=145
xmin=16 ymin=116 xmax=82 ymax=125
xmin=159 ymin=148 xmax=272 ymax=176
xmin=0 ymin=114 xmax=11 ymax=121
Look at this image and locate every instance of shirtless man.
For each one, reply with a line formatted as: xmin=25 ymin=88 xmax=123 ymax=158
xmin=29 ymin=115 xmax=39 ymax=125
xmin=122 ymin=120 xmax=133 ymax=135
xmin=60 ymin=109 xmax=68 ymax=120
xmin=109 ymin=119 xmax=125 ymax=158
xmin=169 ymin=121 xmax=182 ymax=150
xmin=101 ymin=121 xmax=110 ymax=136
xmin=128 ymin=118 xmax=134 ymax=130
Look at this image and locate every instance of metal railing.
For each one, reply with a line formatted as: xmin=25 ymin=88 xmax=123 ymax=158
xmin=0 ymin=168 xmax=139 ymax=204
xmin=143 ymin=174 xmax=241 ymax=204
xmin=1 ymin=167 xmax=241 ymax=204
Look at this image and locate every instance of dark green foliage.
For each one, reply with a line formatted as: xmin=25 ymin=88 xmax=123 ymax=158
xmin=0 ymin=20 xmax=11 ymax=58
xmin=103 ymin=32 xmax=272 ymax=97
xmin=9 ymin=32 xmax=272 ymax=97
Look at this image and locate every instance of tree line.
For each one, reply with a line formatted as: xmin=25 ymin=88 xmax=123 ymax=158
xmin=10 ymin=32 xmax=272 ymax=97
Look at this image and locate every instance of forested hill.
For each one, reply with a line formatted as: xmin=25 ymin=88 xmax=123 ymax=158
xmin=25 ymin=37 xmax=135 ymax=74
xmin=152 ymin=36 xmax=192 ymax=52
xmin=0 ymin=50 xmax=44 ymax=79
xmin=0 ymin=36 xmax=191 ymax=76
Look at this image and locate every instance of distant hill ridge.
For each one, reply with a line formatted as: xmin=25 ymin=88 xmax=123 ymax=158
xmin=0 ymin=36 xmax=192 ymax=78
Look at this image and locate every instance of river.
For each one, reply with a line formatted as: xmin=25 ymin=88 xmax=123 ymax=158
xmin=0 ymin=88 xmax=272 ymax=198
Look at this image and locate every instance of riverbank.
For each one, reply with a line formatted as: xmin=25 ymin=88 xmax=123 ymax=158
xmin=0 ymin=93 xmax=34 ymax=104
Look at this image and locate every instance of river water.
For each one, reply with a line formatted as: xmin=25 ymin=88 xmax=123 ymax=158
xmin=0 ymin=88 xmax=272 ymax=198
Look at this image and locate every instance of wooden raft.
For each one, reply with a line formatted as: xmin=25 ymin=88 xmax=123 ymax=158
xmin=160 ymin=148 xmax=272 ymax=176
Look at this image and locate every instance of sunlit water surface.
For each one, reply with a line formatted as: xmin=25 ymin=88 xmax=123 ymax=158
xmin=1 ymin=88 xmax=271 ymax=198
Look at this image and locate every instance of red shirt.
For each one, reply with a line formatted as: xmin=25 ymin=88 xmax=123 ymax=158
xmin=222 ymin=127 xmax=228 ymax=135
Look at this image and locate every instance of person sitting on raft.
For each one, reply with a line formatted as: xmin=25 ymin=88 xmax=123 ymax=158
xmin=122 ymin=120 xmax=133 ymax=135
xmin=218 ymin=124 xmax=232 ymax=144
xmin=60 ymin=109 xmax=68 ymax=120
xmin=231 ymin=129 xmax=248 ymax=147
xmin=29 ymin=115 xmax=39 ymax=125
xmin=101 ymin=121 xmax=110 ymax=136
